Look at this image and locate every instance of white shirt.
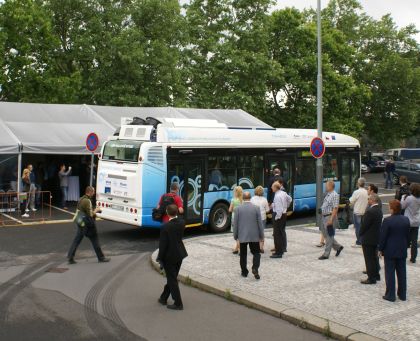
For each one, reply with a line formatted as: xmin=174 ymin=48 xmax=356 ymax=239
xmin=349 ymin=187 xmax=368 ymax=215
xmin=272 ymin=189 xmax=292 ymax=219
xmin=251 ymin=195 xmax=270 ymax=221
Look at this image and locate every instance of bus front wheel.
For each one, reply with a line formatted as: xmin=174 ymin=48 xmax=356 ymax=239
xmin=209 ymin=203 xmax=230 ymax=233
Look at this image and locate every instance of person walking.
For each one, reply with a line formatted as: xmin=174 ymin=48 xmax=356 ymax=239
xmin=251 ymin=185 xmax=270 ymax=252
xmin=379 ymin=200 xmax=410 ymax=302
xmin=156 ymin=182 xmax=184 ymax=223
xmin=233 ymin=192 xmax=264 ymax=279
xmin=58 ymin=164 xmax=72 ymax=209
xmin=401 ymin=183 xmax=420 ymax=263
xmin=157 ymin=204 xmax=188 ymax=310
xmin=229 ymin=186 xmax=243 ymax=254
xmin=67 ymin=186 xmax=110 ymax=264
xmin=349 ymin=177 xmax=369 ymax=248
xmin=271 ymin=180 xmax=292 ymax=259
xmin=360 ymin=194 xmax=383 ymax=284
xmin=318 ymin=181 xmax=344 ymax=260
xmin=384 ymin=160 xmax=395 ymax=189
xmin=21 ymin=168 xmax=31 ymax=218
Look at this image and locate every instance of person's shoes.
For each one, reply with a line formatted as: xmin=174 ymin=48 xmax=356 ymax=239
xmin=158 ymin=298 xmax=167 ymax=305
xmin=316 ymin=243 xmax=325 ymax=248
xmin=336 ymin=246 xmax=344 ymax=257
xmin=241 ymin=271 xmax=249 ymax=277
xmin=25 ymin=208 xmax=29 ymax=212
xmin=376 ymin=275 xmax=381 ymax=281
xmin=31 ymin=208 xmax=37 ymax=212
xmin=252 ymin=268 xmax=260 ymax=280
xmin=98 ymin=258 xmax=111 ymax=263
xmin=398 ymin=296 xmax=407 ymax=301
xmin=167 ymin=304 xmax=183 ymax=311
xmin=270 ymin=254 xmax=282 ymax=259
xmin=362 ymin=270 xmax=367 ymax=274
xmin=318 ymin=255 xmax=329 ymax=260
xmin=382 ymin=296 xmax=396 ymax=302
xmin=410 ymin=259 xmax=416 ymax=263
xmin=232 ymin=250 xmax=239 ymax=255
xmin=361 ymin=279 xmax=376 ymax=285
xmin=21 ymin=213 xmax=29 ymax=218
xmin=63 ymin=207 xmax=68 ymax=210
xmin=68 ymin=258 xmax=76 ymax=265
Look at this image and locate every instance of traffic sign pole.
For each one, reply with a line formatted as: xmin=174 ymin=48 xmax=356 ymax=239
xmin=89 ymin=153 xmax=94 ymax=187
xmin=316 ymin=0 xmax=324 ymax=229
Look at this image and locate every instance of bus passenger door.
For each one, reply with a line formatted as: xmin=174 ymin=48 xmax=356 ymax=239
xmin=266 ymin=155 xmax=295 ymax=209
xmin=167 ymin=158 xmax=204 ymax=226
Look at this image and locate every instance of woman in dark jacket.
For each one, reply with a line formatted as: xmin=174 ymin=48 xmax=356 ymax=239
xmin=379 ymin=200 xmax=410 ymax=302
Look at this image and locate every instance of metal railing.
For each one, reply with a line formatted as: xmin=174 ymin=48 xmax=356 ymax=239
xmin=0 ymin=190 xmax=52 ymax=226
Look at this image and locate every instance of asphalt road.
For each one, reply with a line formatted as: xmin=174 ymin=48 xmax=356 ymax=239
xmin=0 ymin=173 xmax=396 ymax=341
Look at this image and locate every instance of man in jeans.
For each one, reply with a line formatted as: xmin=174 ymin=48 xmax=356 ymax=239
xmin=384 ymin=160 xmax=395 ymax=189
xmin=58 ymin=164 xmax=72 ymax=209
xmin=319 ymin=181 xmax=344 ymax=260
xmin=349 ymin=177 xmax=368 ymax=248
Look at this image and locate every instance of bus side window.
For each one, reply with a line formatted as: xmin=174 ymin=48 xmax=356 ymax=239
xmin=208 ymin=156 xmax=236 ymax=191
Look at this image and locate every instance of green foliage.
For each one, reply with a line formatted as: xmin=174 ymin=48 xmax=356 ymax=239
xmin=0 ymin=0 xmax=418 ymax=147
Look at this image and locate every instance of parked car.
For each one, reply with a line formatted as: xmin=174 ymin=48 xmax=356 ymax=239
xmin=362 ymin=156 xmax=386 ymax=173
xmin=361 ymin=163 xmax=368 ymax=173
xmin=394 ymin=161 xmax=420 ymax=184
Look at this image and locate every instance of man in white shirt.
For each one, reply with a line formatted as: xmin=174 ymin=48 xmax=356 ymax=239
xmin=349 ymin=178 xmax=368 ymax=247
xmin=271 ymin=180 xmax=292 ymax=259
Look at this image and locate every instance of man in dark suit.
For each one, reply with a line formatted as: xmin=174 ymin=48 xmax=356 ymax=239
xmin=156 ymin=204 xmax=188 ymax=310
xmin=233 ymin=192 xmax=265 ymax=279
xmin=379 ymin=200 xmax=411 ymax=302
xmin=360 ymin=193 xmax=383 ymax=284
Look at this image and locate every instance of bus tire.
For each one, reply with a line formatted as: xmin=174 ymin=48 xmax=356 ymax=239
xmin=209 ymin=203 xmax=230 ymax=233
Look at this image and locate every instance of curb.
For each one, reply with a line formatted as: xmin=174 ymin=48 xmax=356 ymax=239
xmin=150 ymin=249 xmax=385 ymax=341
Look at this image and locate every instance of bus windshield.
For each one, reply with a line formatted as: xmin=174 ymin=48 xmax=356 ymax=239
xmin=102 ymin=140 xmax=142 ymax=162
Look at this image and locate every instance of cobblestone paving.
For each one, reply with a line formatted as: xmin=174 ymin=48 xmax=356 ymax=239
xmin=182 ymin=227 xmax=420 ymax=341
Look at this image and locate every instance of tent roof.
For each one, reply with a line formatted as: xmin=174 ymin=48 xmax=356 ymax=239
xmin=0 ymin=102 xmax=270 ymax=155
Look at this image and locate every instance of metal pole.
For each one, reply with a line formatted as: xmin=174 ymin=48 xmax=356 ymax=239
xmin=316 ymin=0 xmax=324 ymax=228
xmin=17 ymin=150 xmax=22 ymax=213
xmin=89 ymin=153 xmax=94 ymax=187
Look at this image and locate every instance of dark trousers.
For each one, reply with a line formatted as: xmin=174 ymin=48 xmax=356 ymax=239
xmin=409 ymin=226 xmax=419 ymax=261
xmin=362 ymin=244 xmax=380 ymax=281
xmin=384 ymin=257 xmax=407 ymax=300
xmin=273 ymin=214 xmax=287 ymax=254
xmin=160 ymin=261 xmax=183 ymax=306
xmin=67 ymin=226 xmax=104 ymax=260
xmin=239 ymin=242 xmax=261 ymax=274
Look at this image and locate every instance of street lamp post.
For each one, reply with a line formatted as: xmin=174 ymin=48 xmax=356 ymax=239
xmin=316 ymin=0 xmax=324 ymax=228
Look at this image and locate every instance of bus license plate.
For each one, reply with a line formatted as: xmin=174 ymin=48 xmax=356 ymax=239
xmin=112 ymin=205 xmax=124 ymax=211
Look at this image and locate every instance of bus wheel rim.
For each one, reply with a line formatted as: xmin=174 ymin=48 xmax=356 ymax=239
xmin=214 ymin=208 xmax=227 ymax=228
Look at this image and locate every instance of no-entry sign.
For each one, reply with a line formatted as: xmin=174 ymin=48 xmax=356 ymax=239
xmin=310 ymin=137 xmax=325 ymax=159
xmin=86 ymin=133 xmax=99 ymax=153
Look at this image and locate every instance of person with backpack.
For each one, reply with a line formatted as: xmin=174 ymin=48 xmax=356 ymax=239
xmin=67 ymin=186 xmax=110 ymax=264
xmin=156 ymin=182 xmax=184 ymax=223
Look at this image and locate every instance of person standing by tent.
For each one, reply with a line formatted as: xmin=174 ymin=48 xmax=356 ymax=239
xmin=59 ymin=164 xmax=72 ymax=209
xmin=21 ymin=168 xmax=31 ymax=218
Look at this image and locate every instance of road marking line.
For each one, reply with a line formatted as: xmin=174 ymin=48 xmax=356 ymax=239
xmin=0 ymin=212 xmax=23 ymax=224
xmin=45 ymin=204 xmax=76 ymax=216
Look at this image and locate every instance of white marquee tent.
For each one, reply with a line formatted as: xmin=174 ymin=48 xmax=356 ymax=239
xmin=0 ymin=102 xmax=271 ymax=155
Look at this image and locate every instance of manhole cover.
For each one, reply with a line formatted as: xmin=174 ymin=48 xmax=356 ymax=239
xmin=46 ymin=267 xmax=69 ymax=273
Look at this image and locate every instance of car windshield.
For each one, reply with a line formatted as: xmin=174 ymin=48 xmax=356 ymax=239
xmin=102 ymin=140 xmax=142 ymax=162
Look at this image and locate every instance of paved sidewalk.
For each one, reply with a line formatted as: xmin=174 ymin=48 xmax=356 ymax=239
xmin=152 ymin=226 xmax=420 ymax=341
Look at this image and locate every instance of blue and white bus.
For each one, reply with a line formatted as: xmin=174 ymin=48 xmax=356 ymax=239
xmin=96 ymin=117 xmax=360 ymax=232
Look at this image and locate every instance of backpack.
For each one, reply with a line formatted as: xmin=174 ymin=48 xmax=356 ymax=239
xmin=152 ymin=193 xmax=176 ymax=222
